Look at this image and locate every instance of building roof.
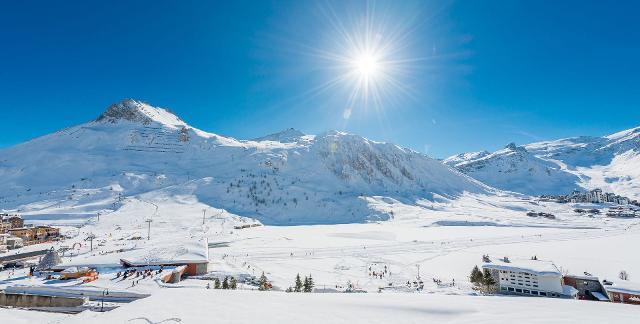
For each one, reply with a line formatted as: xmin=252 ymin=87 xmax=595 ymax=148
xmin=590 ymin=291 xmax=609 ymax=301
xmin=564 ymin=274 xmax=600 ymax=281
xmin=562 ymin=285 xmax=579 ymax=296
xmin=604 ymin=281 xmax=640 ymax=295
xmin=482 ymin=258 xmax=561 ymax=277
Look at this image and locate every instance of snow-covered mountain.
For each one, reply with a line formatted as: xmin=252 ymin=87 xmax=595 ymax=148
xmin=445 ymin=127 xmax=640 ymax=199
xmin=0 ymin=99 xmax=489 ymax=225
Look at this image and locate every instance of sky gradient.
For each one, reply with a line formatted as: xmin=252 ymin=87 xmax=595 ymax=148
xmin=1 ymin=0 xmax=639 ymax=158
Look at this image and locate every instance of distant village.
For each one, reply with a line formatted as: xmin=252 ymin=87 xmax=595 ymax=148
xmin=535 ymin=189 xmax=640 ymax=219
xmin=539 ymin=188 xmax=639 ymax=206
xmin=0 ymin=213 xmax=61 ymax=252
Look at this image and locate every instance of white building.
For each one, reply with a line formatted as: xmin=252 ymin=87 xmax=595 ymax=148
xmin=482 ymin=258 xmax=577 ymax=298
xmin=5 ymin=236 xmax=23 ymax=249
xmin=586 ymin=189 xmax=604 ymax=203
xmin=0 ymin=233 xmax=9 ymax=253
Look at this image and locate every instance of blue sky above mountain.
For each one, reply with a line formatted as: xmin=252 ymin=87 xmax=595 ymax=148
xmin=1 ymin=0 xmax=639 ymax=158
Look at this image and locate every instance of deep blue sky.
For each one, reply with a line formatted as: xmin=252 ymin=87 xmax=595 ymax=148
xmin=1 ymin=1 xmax=639 ymax=158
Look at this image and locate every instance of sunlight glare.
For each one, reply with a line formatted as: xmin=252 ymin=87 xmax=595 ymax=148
xmin=354 ymin=54 xmax=379 ymax=77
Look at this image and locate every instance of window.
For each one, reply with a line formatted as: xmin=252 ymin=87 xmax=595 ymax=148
xmin=501 ymin=287 xmax=507 ymax=291
xmin=516 ymin=289 xmax=522 ymax=293
xmin=531 ymin=290 xmax=539 ymax=295
xmin=524 ymin=290 xmax=530 ymax=294
xmin=539 ymin=292 xmax=547 ymax=296
xmin=508 ymin=287 xmax=515 ymax=292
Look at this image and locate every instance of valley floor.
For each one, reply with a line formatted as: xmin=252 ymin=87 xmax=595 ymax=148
xmin=2 ymin=194 xmax=640 ymax=323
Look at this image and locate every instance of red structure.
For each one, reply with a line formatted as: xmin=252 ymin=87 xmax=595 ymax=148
xmin=604 ymin=281 xmax=640 ymax=305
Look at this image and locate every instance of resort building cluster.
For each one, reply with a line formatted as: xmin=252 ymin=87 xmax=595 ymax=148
xmin=0 ymin=213 xmax=61 ymax=252
xmin=540 ymin=188 xmax=639 ymax=206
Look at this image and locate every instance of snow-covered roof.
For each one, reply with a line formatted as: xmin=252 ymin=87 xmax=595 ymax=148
xmin=604 ymin=281 xmax=640 ymax=295
xmin=562 ymin=285 xmax=579 ymax=296
xmin=482 ymin=258 xmax=561 ymax=277
xmin=590 ymin=291 xmax=609 ymax=301
xmin=564 ymin=274 xmax=600 ymax=281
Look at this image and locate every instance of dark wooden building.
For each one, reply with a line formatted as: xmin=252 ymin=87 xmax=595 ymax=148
xmin=563 ymin=274 xmax=609 ymax=301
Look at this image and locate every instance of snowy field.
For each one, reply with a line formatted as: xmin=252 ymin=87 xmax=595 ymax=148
xmin=2 ymin=191 xmax=640 ymax=323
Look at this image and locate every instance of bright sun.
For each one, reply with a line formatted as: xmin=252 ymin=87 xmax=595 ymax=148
xmin=354 ymin=54 xmax=379 ymax=77
xmin=299 ymin=3 xmax=422 ymax=121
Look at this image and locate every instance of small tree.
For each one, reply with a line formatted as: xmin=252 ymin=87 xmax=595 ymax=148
xmin=482 ymin=269 xmax=496 ymax=292
xmin=469 ymin=265 xmax=483 ymax=285
xmin=294 ymin=273 xmax=303 ymax=292
xmin=531 ymin=255 xmax=538 ymax=260
xmin=303 ymin=274 xmax=314 ymax=292
xmin=619 ymin=270 xmax=630 ymax=281
xmin=230 ymin=276 xmax=237 ymax=289
xmin=222 ymin=276 xmax=229 ymax=289
xmin=482 ymin=254 xmax=491 ymax=263
xmin=258 ymin=272 xmax=270 ymax=291
xmin=214 ymin=278 xmax=221 ymax=289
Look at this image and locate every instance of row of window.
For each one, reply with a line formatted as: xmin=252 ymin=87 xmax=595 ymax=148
xmin=510 ymin=282 xmax=538 ymax=288
xmin=500 ymin=273 xmax=538 ymax=285
xmin=501 ymin=270 xmax=538 ymax=279
xmin=501 ymin=286 xmax=558 ymax=297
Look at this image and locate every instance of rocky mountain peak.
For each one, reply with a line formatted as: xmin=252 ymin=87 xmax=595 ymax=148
xmin=96 ymin=99 xmax=186 ymax=129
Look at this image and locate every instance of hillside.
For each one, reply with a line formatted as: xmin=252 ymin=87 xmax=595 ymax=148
xmin=0 ymin=99 xmax=489 ymax=225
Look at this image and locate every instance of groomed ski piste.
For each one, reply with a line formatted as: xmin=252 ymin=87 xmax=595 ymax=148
xmin=2 ymin=100 xmax=640 ymax=323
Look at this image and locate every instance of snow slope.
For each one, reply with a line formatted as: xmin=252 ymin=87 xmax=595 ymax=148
xmin=445 ymin=127 xmax=640 ymax=198
xmin=445 ymin=143 xmax=580 ymax=195
xmin=61 ymin=289 xmax=640 ymax=324
xmin=0 ymin=99 xmax=489 ymax=225
xmin=3 ymin=288 xmax=639 ymax=323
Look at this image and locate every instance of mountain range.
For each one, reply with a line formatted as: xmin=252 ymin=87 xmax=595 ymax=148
xmin=0 ymin=99 xmax=488 ymax=225
xmin=1 ymin=99 xmax=637 ymax=226
xmin=444 ymin=127 xmax=640 ymax=199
